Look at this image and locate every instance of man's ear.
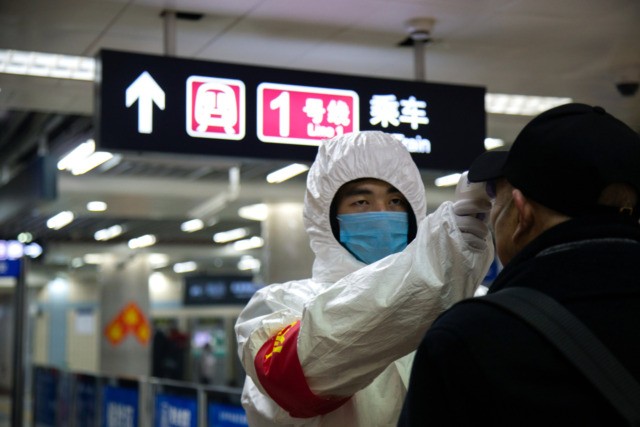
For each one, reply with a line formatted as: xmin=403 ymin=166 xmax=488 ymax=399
xmin=511 ymin=189 xmax=535 ymax=241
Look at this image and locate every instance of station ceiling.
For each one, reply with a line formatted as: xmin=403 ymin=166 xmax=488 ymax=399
xmin=0 ymin=0 xmax=638 ymax=279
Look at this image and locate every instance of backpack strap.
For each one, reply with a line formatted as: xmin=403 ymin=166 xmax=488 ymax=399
xmin=472 ymin=287 xmax=640 ymax=425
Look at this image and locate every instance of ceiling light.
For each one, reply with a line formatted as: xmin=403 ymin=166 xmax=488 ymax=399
xmin=46 ymin=211 xmax=74 ymax=230
xmin=0 ymin=49 xmax=96 ymax=81
xmin=484 ymin=138 xmax=505 ymax=150
xmin=0 ymin=240 xmax=42 ymax=260
xmin=57 ymin=139 xmax=96 ymax=170
xmin=17 ymin=232 xmax=33 ymax=243
xmin=87 ymin=201 xmax=107 ymax=212
xmin=238 ymin=204 xmax=268 ymax=221
xmin=181 ymin=219 xmax=204 ymax=233
xmin=173 ymin=261 xmax=197 ymax=273
xmin=71 ymin=151 xmax=114 ymax=175
xmin=434 ymin=173 xmax=462 ymax=187
xmin=57 ymin=139 xmax=118 ymax=175
xmin=23 ymin=243 xmax=43 ymax=258
xmin=148 ymin=253 xmax=170 ymax=269
xmin=94 ymin=225 xmax=123 ymax=241
xmin=213 ymin=227 xmax=249 ymax=243
xmin=128 ymin=234 xmax=157 ymax=249
xmin=2 ymin=240 xmax=23 ymax=259
xmin=485 ymin=94 xmax=572 ymax=116
xmin=233 ymin=236 xmax=264 ymax=251
xmin=266 ymin=163 xmax=310 ymax=183
xmin=238 ymin=255 xmax=261 ymax=271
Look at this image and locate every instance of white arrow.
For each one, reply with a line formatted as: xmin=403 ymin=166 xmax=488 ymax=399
xmin=125 ymin=71 xmax=165 ymax=134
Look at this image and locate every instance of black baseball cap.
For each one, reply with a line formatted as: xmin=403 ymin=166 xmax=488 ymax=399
xmin=468 ymin=103 xmax=640 ymax=217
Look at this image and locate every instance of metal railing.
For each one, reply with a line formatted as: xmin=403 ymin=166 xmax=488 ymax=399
xmin=31 ymin=365 xmax=246 ymax=427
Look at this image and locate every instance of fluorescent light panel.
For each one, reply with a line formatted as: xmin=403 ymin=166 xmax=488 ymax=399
xmin=173 ymin=261 xmax=197 ymax=273
xmin=128 ymin=234 xmax=156 ymax=249
xmin=485 ymin=93 xmax=572 ymax=116
xmin=266 ymin=163 xmax=310 ymax=183
xmin=233 ymin=236 xmax=264 ymax=251
xmin=46 ymin=211 xmax=74 ymax=230
xmin=71 ymin=151 xmax=114 ymax=175
xmin=57 ymin=139 xmax=95 ymax=170
xmin=213 ymin=227 xmax=249 ymax=243
xmin=87 ymin=201 xmax=107 ymax=212
xmin=94 ymin=225 xmax=123 ymax=241
xmin=434 ymin=173 xmax=462 ymax=188
xmin=0 ymin=49 xmax=95 ymax=81
xmin=238 ymin=204 xmax=268 ymax=221
xmin=181 ymin=219 xmax=204 ymax=233
xmin=148 ymin=253 xmax=170 ymax=269
xmin=238 ymin=255 xmax=261 ymax=271
xmin=57 ymin=139 xmax=118 ymax=175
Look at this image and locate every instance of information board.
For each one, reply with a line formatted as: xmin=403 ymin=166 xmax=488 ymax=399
xmin=183 ymin=276 xmax=260 ymax=306
xmin=208 ymin=403 xmax=248 ymax=427
xmin=102 ymin=385 xmax=139 ymax=427
xmin=97 ymin=49 xmax=486 ymax=170
xmin=154 ymin=394 xmax=198 ymax=427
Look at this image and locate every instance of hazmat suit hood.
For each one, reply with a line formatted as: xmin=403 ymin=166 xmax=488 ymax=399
xmin=303 ymin=131 xmax=427 ymax=283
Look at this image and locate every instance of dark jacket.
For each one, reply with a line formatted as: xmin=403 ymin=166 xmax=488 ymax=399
xmin=399 ymin=215 xmax=640 ymax=426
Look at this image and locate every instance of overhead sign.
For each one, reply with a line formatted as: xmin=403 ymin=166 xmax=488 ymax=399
xmin=96 ymin=49 xmax=486 ymax=170
xmin=183 ymin=276 xmax=260 ymax=306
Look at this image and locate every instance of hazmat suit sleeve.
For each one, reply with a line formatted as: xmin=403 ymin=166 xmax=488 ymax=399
xmin=298 ymin=201 xmax=492 ymax=396
xmin=235 ymin=200 xmax=493 ymax=419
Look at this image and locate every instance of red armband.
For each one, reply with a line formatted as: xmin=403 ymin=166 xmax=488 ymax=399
xmin=254 ymin=320 xmax=350 ymax=418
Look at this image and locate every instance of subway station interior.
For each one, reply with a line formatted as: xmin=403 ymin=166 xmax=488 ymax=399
xmin=0 ymin=0 xmax=639 ymax=426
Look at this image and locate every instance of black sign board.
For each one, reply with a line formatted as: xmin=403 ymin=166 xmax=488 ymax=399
xmin=96 ymin=49 xmax=486 ymax=170
xmin=183 ymin=275 xmax=260 ymax=306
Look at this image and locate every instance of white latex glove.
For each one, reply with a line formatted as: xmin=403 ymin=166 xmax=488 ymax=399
xmin=453 ymin=172 xmax=492 ymax=250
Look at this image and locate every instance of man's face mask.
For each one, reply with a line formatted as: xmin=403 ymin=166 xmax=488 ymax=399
xmin=337 ymin=211 xmax=409 ymax=264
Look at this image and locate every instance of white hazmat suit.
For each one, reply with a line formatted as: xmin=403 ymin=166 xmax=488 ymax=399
xmin=235 ymin=131 xmax=494 ymax=426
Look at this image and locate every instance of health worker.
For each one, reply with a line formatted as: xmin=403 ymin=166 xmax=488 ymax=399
xmin=235 ymin=130 xmax=494 ymax=426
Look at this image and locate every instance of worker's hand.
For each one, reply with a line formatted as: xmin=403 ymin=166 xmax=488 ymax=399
xmin=453 ymin=172 xmax=492 ymax=250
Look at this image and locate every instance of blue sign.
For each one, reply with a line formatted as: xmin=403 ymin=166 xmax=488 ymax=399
xmin=154 ymin=394 xmax=198 ymax=427
xmin=208 ymin=403 xmax=248 ymax=427
xmin=74 ymin=375 xmax=98 ymax=427
xmin=102 ymin=385 xmax=139 ymax=427
xmin=0 ymin=259 xmax=20 ymax=278
xmin=33 ymin=367 xmax=58 ymax=427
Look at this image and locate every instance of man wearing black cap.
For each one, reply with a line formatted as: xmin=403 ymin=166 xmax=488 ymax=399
xmin=398 ymin=103 xmax=640 ymax=426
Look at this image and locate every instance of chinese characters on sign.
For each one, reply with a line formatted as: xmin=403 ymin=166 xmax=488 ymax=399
xmin=184 ymin=79 xmax=429 ymax=150
xmin=369 ymin=94 xmax=431 ymax=154
xmin=257 ymin=83 xmax=358 ymax=146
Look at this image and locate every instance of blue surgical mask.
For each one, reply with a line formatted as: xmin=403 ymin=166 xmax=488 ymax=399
xmin=337 ymin=211 xmax=409 ymax=264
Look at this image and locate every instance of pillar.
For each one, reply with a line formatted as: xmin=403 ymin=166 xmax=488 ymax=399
xmin=99 ymin=254 xmax=151 ymax=377
xmin=261 ymin=203 xmax=314 ymax=284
